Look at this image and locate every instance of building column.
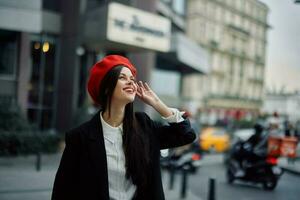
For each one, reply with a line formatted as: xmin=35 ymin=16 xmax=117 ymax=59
xmin=17 ymin=32 xmax=31 ymax=114
xmin=129 ymin=51 xmax=156 ymax=112
xmin=55 ymin=0 xmax=85 ymax=132
xmin=129 ymin=0 xmax=158 ymax=113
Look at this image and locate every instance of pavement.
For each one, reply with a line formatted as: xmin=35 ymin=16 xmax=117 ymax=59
xmin=1 ymin=145 xmax=299 ymax=200
xmin=162 ymin=170 xmax=202 ymax=200
xmin=0 ymin=153 xmax=202 ymax=200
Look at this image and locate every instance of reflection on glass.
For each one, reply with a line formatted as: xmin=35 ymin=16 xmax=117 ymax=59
xmin=27 ymin=38 xmax=56 ymax=130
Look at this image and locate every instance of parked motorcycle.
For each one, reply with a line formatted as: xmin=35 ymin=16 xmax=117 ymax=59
xmin=160 ymin=145 xmax=202 ymax=173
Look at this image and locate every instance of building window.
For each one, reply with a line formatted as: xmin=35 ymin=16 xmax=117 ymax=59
xmin=0 ymin=30 xmax=18 ymax=78
xmin=236 ymin=0 xmax=241 ymax=10
xmin=151 ymin=69 xmax=180 ymax=96
xmin=172 ymin=0 xmax=186 ymax=16
xmin=161 ymin=0 xmax=172 ymax=4
xmin=215 ymin=6 xmax=220 ymax=22
xmin=27 ymin=35 xmax=57 ymax=130
xmin=43 ymin=0 xmax=61 ymax=12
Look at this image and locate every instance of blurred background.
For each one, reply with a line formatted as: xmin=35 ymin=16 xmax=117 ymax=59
xmin=0 ymin=0 xmax=300 ymax=200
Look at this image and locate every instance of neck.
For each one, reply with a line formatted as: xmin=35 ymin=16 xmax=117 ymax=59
xmin=102 ymin=102 xmax=126 ymax=127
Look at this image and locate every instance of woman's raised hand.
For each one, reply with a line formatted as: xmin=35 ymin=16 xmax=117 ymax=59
xmin=136 ymin=81 xmax=173 ymax=118
xmin=136 ymin=81 xmax=160 ymax=107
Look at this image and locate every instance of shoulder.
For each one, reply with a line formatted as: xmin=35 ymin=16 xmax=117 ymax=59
xmin=135 ymin=111 xmax=158 ymax=124
xmin=64 ymin=121 xmax=90 ymax=144
xmin=134 ymin=111 xmax=155 ymax=128
xmin=135 ymin=111 xmax=150 ymax=120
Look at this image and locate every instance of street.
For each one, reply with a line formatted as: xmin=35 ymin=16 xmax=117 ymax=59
xmin=189 ymin=154 xmax=300 ymax=200
xmin=1 ymin=153 xmax=300 ymax=200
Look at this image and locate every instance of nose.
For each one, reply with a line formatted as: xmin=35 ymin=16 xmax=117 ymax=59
xmin=126 ymin=79 xmax=135 ymax=85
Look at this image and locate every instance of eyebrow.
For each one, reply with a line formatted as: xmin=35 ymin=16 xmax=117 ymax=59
xmin=119 ymin=73 xmax=135 ymax=78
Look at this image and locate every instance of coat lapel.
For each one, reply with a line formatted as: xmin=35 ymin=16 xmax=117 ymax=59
xmin=86 ymin=110 xmax=109 ymax=195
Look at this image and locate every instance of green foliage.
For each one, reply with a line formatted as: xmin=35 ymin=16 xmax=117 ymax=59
xmin=0 ymin=100 xmax=62 ymax=156
xmin=0 ymin=130 xmax=61 ymax=156
xmin=0 ymin=101 xmax=32 ymax=131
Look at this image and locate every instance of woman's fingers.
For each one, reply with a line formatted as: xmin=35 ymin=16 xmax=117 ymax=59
xmin=136 ymin=84 xmax=144 ymax=97
xmin=136 ymin=91 xmax=142 ymax=97
xmin=136 ymin=84 xmax=141 ymax=93
xmin=138 ymin=81 xmax=142 ymax=86
xmin=138 ymin=81 xmax=151 ymax=91
xmin=138 ymin=81 xmax=145 ymax=93
xmin=144 ymin=82 xmax=151 ymax=91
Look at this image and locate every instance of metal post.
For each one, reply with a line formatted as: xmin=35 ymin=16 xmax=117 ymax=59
xmin=169 ymin=164 xmax=175 ymax=190
xmin=37 ymin=33 xmax=46 ymax=130
xmin=36 ymin=151 xmax=41 ymax=171
xmin=208 ymin=177 xmax=216 ymax=200
xmin=180 ymin=168 xmax=188 ymax=199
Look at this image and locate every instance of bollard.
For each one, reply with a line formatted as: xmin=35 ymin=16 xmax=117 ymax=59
xmin=169 ymin=164 xmax=175 ymax=190
xmin=208 ymin=177 xmax=216 ymax=200
xmin=36 ymin=152 xmax=41 ymax=171
xmin=180 ymin=167 xmax=189 ymax=199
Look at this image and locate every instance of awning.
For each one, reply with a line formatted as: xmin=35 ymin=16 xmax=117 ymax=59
xmin=157 ymin=32 xmax=210 ymax=74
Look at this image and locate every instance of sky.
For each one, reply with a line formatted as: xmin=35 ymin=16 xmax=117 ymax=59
xmin=259 ymin=0 xmax=300 ymax=93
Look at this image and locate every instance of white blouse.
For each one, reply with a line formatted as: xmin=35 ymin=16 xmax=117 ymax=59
xmin=100 ymin=108 xmax=185 ymax=200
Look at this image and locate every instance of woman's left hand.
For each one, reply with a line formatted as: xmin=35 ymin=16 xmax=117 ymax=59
xmin=136 ymin=81 xmax=160 ymax=107
xmin=136 ymin=81 xmax=173 ymax=118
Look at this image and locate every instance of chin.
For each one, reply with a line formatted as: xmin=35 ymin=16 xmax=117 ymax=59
xmin=126 ymin=97 xmax=135 ymax=103
xmin=122 ymin=95 xmax=135 ymax=104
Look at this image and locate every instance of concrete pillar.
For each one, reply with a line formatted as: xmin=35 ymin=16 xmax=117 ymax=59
xmin=129 ymin=0 xmax=158 ymax=113
xmin=56 ymin=0 xmax=85 ymax=132
xmin=129 ymin=51 xmax=156 ymax=112
xmin=17 ymin=32 xmax=31 ymax=114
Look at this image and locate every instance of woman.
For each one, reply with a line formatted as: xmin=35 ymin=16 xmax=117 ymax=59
xmin=51 ymin=55 xmax=195 ymax=200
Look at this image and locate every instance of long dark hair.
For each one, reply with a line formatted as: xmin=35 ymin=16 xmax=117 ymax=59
xmin=97 ymin=65 xmax=151 ymax=194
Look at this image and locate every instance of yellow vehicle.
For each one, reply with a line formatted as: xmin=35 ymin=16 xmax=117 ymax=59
xmin=199 ymin=127 xmax=230 ymax=153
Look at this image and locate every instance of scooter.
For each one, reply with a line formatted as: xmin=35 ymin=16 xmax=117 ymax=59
xmin=160 ymin=145 xmax=202 ymax=173
xmin=226 ymin=139 xmax=283 ymax=190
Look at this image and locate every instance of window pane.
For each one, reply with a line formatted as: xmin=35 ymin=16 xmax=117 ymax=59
xmin=151 ymin=69 xmax=180 ymax=96
xmin=27 ymin=35 xmax=57 ymax=130
xmin=172 ymin=0 xmax=185 ymax=15
xmin=0 ymin=30 xmax=18 ymax=76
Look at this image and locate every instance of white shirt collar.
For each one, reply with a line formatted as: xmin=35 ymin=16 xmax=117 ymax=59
xmin=100 ymin=112 xmax=123 ymax=144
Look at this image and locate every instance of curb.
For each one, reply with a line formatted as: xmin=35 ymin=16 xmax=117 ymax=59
xmin=281 ymin=166 xmax=300 ymax=176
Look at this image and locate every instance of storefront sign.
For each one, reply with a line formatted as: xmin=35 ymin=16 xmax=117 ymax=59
xmin=107 ymin=2 xmax=171 ymax=52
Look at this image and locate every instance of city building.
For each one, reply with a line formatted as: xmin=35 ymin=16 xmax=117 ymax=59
xmin=185 ymin=0 xmax=270 ymax=124
xmin=0 ymin=0 xmax=62 ymax=130
xmin=0 ymin=0 xmax=208 ymax=132
xmin=262 ymin=91 xmax=300 ymax=123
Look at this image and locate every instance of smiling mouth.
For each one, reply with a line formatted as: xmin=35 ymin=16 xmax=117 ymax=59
xmin=123 ymin=88 xmax=135 ymax=93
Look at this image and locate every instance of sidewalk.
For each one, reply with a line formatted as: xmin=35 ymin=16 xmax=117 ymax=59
xmin=278 ymin=157 xmax=300 ymax=175
xmin=162 ymin=170 xmax=202 ymax=200
xmin=0 ymin=154 xmax=202 ymax=200
xmin=0 ymin=154 xmax=59 ymax=200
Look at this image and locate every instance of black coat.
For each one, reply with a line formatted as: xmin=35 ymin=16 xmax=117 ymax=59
xmin=51 ymin=111 xmax=195 ymax=200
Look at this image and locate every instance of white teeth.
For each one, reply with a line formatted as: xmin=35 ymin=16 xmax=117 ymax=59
xmin=124 ymin=88 xmax=133 ymax=92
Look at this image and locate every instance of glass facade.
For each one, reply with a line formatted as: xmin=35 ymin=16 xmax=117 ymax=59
xmin=161 ymin=0 xmax=186 ymax=16
xmin=0 ymin=30 xmax=18 ymax=78
xmin=151 ymin=69 xmax=180 ymax=97
xmin=42 ymin=0 xmax=61 ymax=12
xmin=172 ymin=0 xmax=186 ymax=16
xmin=27 ymin=35 xmax=57 ymax=130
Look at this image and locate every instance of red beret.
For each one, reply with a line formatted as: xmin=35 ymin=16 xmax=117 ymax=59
xmin=87 ymin=55 xmax=137 ymax=105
